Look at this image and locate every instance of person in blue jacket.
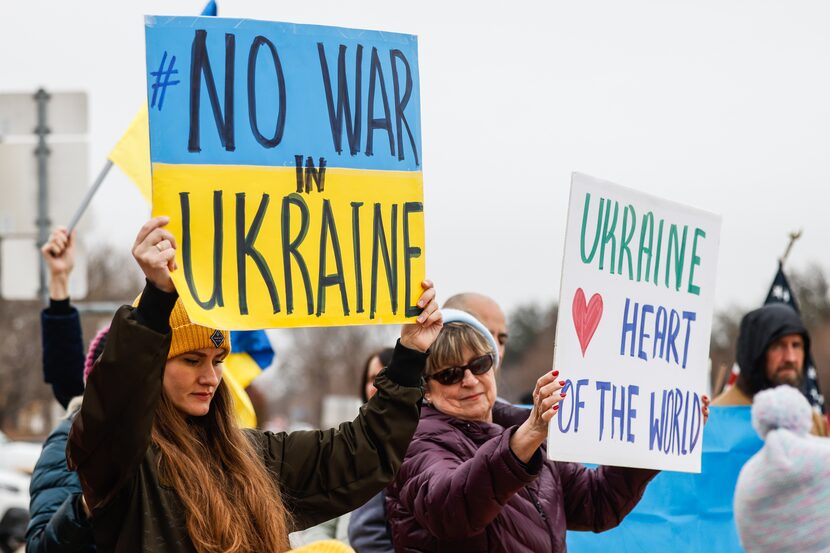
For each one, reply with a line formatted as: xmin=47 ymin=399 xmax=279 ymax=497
xmin=26 ymin=227 xmax=101 ymax=552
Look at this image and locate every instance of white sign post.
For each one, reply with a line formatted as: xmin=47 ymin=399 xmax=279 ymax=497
xmin=0 ymin=91 xmax=89 ymax=300
xmin=548 ymin=173 xmax=721 ymax=473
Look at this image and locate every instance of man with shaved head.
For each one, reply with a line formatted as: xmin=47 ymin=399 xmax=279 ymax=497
xmin=443 ymin=292 xmax=509 ymax=365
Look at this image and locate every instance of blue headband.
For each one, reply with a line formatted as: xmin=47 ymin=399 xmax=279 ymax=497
xmin=441 ymin=308 xmax=500 ymax=368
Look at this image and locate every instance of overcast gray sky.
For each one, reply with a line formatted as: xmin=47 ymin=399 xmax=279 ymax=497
xmin=3 ymin=0 xmax=829 ymax=316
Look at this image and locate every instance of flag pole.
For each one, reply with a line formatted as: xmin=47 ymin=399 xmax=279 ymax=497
xmin=67 ymin=159 xmax=114 ymax=232
xmin=779 ymin=229 xmax=802 ymax=269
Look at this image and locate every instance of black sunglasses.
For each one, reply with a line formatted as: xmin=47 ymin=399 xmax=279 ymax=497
xmin=426 ymin=354 xmax=495 ymax=386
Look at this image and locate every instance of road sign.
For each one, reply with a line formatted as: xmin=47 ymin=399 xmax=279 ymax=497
xmin=0 ymin=91 xmax=89 ymax=300
xmin=0 ymin=235 xmax=87 ymax=300
xmin=0 ymin=142 xmax=88 ymax=235
xmin=0 ymin=92 xmax=87 ymax=138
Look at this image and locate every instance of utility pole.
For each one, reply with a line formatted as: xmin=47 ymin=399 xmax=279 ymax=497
xmin=34 ymin=88 xmax=51 ymax=306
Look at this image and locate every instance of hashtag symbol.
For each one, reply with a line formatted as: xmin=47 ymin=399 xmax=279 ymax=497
xmin=150 ymin=51 xmax=180 ymax=111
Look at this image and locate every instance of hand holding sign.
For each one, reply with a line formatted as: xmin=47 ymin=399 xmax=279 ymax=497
xmin=510 ymin=370 xmax=566 ymax=463
xmin=399 ymin=279 xmax=443 ymax=353
xmin=133 ymin=217 xmax=178 ymax=293
xmin=701 ymin=394 xmax=710 ymax=425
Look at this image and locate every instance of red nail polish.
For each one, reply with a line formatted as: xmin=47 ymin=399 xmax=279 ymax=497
xmin=560 ymin=392 xmax=567 ymax=398
xmin=559 ymin=380 xmax=566 ymax=386
xmin=552 ymin=370 xmax=559 ymax=377
xmin=553 ymin=405 xmax=560 ymax=411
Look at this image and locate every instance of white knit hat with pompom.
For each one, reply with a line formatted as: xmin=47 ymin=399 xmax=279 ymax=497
xmin=734 ymin=385 xmax=830 ymax=553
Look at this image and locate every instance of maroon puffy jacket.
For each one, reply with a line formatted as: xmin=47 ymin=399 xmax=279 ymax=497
xmin=386 ymin=403 xmax=657 ymax=552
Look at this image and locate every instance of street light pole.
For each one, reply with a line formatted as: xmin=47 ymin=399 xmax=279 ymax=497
xmin=34 ymin=88 xmax=51 ymax=306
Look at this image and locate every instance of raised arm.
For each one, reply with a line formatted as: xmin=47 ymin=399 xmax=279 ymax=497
xmin=40 ymin=227 xmax=85 ymax=408
xmin=67 ymin=217 xmax=179 ymax=510
xmin=258 ymin=281 xmax=443 ymax=531
xmin=257 ymin=344 xmax=426 ymax=530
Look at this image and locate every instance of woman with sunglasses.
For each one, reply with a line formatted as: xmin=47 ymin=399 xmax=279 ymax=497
xmin=386 ymin=308 xmax=701 ymax=552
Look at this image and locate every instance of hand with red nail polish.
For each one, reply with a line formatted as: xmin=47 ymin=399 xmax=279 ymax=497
xmin=702 ymin=394 xmax=711 ymax=426
xmin=509 ymin=368 xmax=566 ymax=462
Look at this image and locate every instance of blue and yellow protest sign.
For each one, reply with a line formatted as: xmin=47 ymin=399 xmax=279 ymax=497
xmin=549 ymin=173 xmax=721 ymax=472
xmin=144 ymin=16 xmax=424 ymax=329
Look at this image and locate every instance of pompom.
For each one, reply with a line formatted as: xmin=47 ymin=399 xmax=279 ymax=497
xmin=751 ymin=385 xmax=813 ymax=439
xmin=84 ymin=325 xmax=110 ymax=383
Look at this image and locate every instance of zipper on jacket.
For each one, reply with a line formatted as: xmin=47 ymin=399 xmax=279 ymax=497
xmin=527 ymin=488 xmax=546 ymax=520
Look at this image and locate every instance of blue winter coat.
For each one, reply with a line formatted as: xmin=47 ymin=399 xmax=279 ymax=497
xmin=26 ymin=412 xmax=94 ymax=552
xmin=27 ymin=302 xmax=95 ymax=552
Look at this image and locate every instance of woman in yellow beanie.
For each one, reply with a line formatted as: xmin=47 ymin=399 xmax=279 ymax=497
xmin=67 ymin=217 xmax=443 ymax=553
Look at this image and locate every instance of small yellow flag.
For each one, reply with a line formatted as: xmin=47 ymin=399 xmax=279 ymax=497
xmin=222 ymin=365 xmax=258 ymax=429
xmin=224 ymin=352 xmax=264 ymax=390
xmin=108 ymin=107 xmax=152 ymax=203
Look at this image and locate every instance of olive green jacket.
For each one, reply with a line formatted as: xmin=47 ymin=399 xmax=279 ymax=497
xmin=68 ymin=286 xmax=425 ymax=553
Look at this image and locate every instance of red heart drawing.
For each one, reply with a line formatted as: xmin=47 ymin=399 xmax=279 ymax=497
xmin=572 ymin=288 xmax=603 ymax=356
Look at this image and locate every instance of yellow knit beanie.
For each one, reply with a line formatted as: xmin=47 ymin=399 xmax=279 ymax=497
xmin=133 ymin=294 xmax=231 ymax=359
xmin=167 ymin=297 xmax=231 ymax=360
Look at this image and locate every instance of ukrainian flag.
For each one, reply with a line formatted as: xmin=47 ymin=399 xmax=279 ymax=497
xmin=108 ymin=0 xmax=217 ymax=200
xmin=224 ymin=330 xmax=275 ymax=428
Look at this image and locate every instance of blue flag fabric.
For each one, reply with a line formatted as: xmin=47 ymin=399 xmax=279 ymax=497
xmin=566 ymin=406 xmax=762 ymax=553
xmin=230 ymin=330 xmax=276 ymax=371
xmin=763 ymin=262 xmax=825 ymax=413
xmin=200 ymin=1 xmax=217 ymax=16
xmin=225 ymin=329 xmax=274 ymax=428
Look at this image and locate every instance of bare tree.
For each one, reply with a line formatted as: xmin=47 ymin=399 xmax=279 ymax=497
xmin=709 ymin=308 xmax=742 ymax=394
xmin=262 ymin=324 xmax=398 ymax=427
xmin=790 ymin=264 xmax=830 ymax=329
xmin=0 ymin=245 xmax=141 ymax=436
xmin=0 ymin=299 xmax=50 ymax=435
xmin=500 ymin=302 xmax=558 ymax=403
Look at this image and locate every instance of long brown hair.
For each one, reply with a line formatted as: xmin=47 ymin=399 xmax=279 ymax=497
xmin=151 ymin=379 xmax=291 ymax=552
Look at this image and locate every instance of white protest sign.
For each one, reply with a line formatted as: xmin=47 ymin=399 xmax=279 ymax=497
xmin=548 ymin=173 xmax=721 ymax=473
